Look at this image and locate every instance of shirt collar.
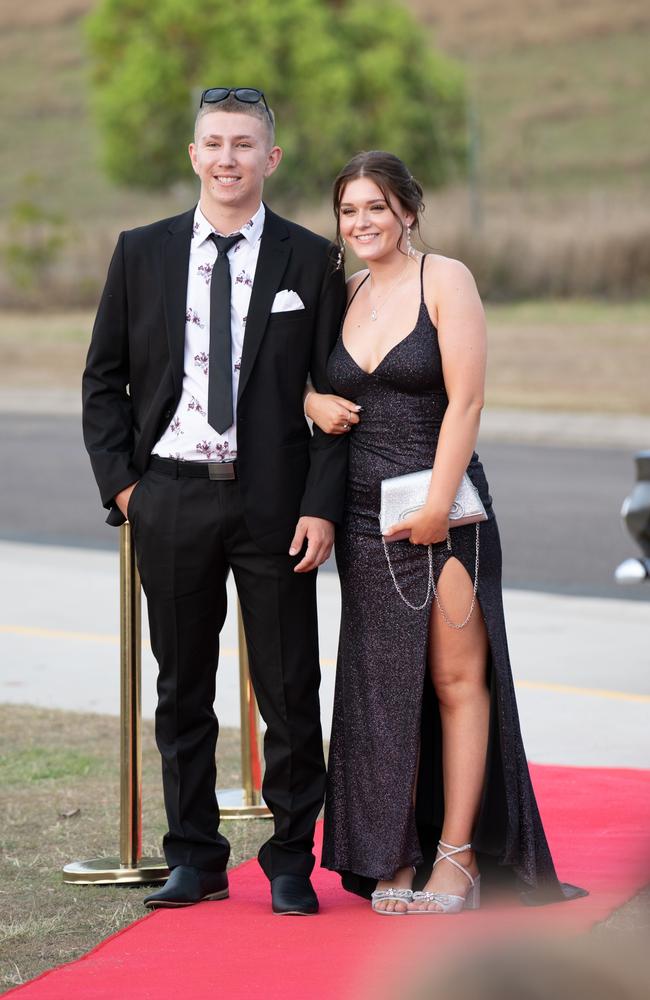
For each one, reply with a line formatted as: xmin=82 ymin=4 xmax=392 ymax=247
xmin=193 ymin=202 xmax=265 ymax=248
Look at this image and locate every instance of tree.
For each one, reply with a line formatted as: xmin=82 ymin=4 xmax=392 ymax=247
xmin=86 ymin=0 xmax=466 ymax=198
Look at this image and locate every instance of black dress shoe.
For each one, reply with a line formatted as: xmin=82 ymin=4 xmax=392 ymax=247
xmin=270 ymin=874 xmax=319 ymax=915
xmin=143 ymin=865 xmax=229 ymax=909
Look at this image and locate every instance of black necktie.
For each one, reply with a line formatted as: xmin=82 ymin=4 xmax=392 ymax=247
xmin=208 ymin=232 xmax=244 ymax=435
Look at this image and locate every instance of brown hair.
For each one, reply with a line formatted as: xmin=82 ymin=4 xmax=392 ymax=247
xmin=333 ymin=151 xmax=425 ymax=254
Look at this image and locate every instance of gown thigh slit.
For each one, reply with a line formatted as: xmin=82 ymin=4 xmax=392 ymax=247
xmin=321 ymin=255 xmax=584 ymax=905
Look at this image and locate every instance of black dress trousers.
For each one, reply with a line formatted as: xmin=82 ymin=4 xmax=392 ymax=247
xmin=127 ymin=465 xmax=326 ymax=878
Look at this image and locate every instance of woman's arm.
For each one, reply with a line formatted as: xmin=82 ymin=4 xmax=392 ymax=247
xmin=385 ymin=256 xmax=486 ymax=545
xmin=302 ymin=268 xmax=367 ymax=435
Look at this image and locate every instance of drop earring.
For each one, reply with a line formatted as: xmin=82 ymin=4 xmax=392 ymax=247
xmin=406 ymin=224 xmax=416 ymax=259
xmin=336 ymin=239 xmax=345 ymax=271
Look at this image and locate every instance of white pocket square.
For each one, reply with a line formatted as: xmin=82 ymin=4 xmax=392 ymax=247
xmin=271 ymin=289 xmax=305 ymax=312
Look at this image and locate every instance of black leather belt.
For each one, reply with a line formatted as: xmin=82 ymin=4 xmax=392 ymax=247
xmin=149 ymin=455 xmax=237 ymax=480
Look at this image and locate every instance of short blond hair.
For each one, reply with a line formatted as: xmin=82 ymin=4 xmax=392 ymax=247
xmin=194 ymin=94 xmax=275 ymax=146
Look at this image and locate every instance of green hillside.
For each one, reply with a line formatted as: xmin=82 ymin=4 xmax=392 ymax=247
xmin=0 ymin=2 xmax=188 ymax=223
xmin=1 ymin=0 xmax=648 ymax=304
xmin=412 ymin=0 xmax=650 ymax=194
xmin=2 ymin=0 xmax=649 ymax=213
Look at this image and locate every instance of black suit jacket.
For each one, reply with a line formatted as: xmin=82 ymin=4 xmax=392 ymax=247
xmin=82 ymin=205 xmax=348 ymax=552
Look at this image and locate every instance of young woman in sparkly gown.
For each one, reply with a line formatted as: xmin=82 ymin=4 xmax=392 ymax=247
xmin=306 ymin=152 xmax=584 ymax=914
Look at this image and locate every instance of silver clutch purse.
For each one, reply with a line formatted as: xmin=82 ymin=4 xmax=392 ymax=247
xmin=380 ymin=469 xmax=487 ymax=541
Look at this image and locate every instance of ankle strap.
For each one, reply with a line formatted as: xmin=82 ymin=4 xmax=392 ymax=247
xmin=438 ymin=840 xmax=472 ymax=854
xmin=433 ymin=841 xmax=475 ymax=886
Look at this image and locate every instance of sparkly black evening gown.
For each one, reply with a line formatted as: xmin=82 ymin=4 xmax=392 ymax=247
xmin=321 ymin=256 xmax=582 ymax=904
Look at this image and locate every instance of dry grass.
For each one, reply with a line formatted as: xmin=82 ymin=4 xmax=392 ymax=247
xmin=485 ymin=301 xmax=650 ymax=414
xmin=2 ymin=184 xmax=650 ymax=309
xmin=0 ymin=296 xmax=647 ymax=414
xmin=0 ymin=310 xmax=93 ymax=392
xmin=0 ymin=0 xmax=92 ymax=29
xmin=4 ymin=0 xmax=648 ymax=50
xmin=409 ymin=0 xmax=650 ymax=51
xmin=0 ymin=705 xmax=270 ymax=992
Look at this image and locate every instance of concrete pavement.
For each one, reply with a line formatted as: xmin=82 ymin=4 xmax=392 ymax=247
xmin=0 ymin=539 xmax=647 ymax=769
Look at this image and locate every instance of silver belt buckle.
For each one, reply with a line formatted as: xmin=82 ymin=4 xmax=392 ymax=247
xmin=208 ymin=462 xmax=235 ymax=481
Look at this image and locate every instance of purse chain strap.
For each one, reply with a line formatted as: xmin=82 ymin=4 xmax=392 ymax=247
xmin=381 ymin=522 xmax=480 ymax=628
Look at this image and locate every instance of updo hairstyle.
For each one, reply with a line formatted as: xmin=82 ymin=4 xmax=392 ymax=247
xmin=332 ymin=151 xmax=425 ymax=255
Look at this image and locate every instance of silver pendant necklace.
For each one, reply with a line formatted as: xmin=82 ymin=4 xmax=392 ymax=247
xmin=369 ymin=258 xmax=411 ymax=321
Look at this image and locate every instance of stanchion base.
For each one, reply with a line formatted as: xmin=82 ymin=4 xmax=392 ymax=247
xmin=218 ymin=787 xmax=272 ymax=820
xmin=62 ymin=856 xmax=169 ymax=885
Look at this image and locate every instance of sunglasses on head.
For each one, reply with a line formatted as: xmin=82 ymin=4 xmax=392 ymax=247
xmin=199 ymin=87 xmax=272 ymax=123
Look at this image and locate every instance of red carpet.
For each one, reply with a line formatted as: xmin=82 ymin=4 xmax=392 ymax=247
xmin=9 ymin=765 xmax=650 ymax=1000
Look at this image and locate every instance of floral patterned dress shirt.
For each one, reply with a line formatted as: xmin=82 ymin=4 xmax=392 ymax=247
xmin=152 ymin=202 xmax=265 ymax=462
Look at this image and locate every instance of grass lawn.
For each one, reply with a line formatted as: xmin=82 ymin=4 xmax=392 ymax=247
xmin=0 ymin=299 xmax=648 ymax=414
xmin=1 ymin=703 xmax=647 ymax=994
xmin=0 ymin=705 xmax=270 ymax=992
xmin=485 ymin=299 xmax=650 ymax=414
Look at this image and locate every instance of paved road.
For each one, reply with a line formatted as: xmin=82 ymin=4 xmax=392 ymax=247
xmin=0 ymin=412 xmax=645 ymax=599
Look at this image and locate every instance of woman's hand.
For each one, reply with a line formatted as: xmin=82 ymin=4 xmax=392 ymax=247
xmin=384 ymin=508 xmax=449 ymax=546
xmin=305 ymin=391 xmax=361 ymax=435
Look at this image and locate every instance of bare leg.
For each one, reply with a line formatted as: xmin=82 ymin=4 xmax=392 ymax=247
xmin=411 ymin=555 xmax=490 ymax=911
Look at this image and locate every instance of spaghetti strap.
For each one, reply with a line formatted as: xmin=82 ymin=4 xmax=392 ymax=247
xmin=419 ymin=253 xmax=428 ymax=302
xmin=342 ymin=272 xmax=370 ymax=323
xmin=343 ymin=257 xmax=426 ymax=326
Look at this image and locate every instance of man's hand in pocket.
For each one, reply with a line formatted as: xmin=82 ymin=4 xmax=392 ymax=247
xmin=115 ymin=482 xmax=139 ymax=520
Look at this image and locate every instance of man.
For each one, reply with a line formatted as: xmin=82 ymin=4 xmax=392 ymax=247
xmin=82 ymin=88 xmax=347 ymax=914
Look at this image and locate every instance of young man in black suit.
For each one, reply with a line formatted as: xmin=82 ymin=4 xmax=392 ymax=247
xmin=83 ymin=88 xmax=347 ymax=914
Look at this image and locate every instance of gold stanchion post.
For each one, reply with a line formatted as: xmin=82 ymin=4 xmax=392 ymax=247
xmin=63 ymin=524 xmax=168 ymax=884
xmin=64 ymin=523 xmax=271 ymax=884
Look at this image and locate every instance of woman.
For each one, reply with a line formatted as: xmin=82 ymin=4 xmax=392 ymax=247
xmin=306 ymin=151 xmax=584 ymax=914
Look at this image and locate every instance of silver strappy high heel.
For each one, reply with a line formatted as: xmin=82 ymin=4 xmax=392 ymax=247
xmin=409 ymin=840 xmax=480 ymax=914
xmin=370 ymin=886 xmax=414 ymax=915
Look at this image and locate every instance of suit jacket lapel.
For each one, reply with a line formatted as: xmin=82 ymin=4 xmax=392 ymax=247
xmin=237 ymin=207 xmax=291 ymax=403
xmin=163 ymin=209 xmax=194 ymax=395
